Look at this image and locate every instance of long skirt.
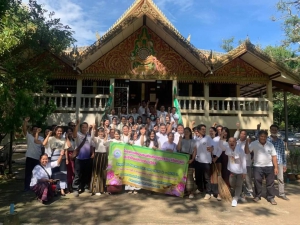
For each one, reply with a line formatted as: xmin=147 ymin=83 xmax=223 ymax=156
xmin=90 ymin=152 xmax=108 ymax=194
xmin=185 ymin=168 xmax=195 ymax=192
xmin=51 ymin=149 xmax=67 ymax=189
xmin=31 ymin=182 xmax=54 ymax=201
xmin=220 ymin=152 xmax=230 ymax=187
xmin=67 ymin=151 xmax=75 ymax=185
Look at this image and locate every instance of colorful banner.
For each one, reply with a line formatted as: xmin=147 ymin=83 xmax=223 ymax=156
xmin=106 ymin=143 xmax=189 ymax=197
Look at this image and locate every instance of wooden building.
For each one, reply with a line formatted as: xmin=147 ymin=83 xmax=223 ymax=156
xmin=39 ymin=0 xmax=300 ymax=129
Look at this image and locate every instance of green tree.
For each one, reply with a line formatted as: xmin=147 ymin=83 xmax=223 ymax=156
xmin=220 ymin=37 xmax=243 ymax=52
xmin=0 ymin=0 xmax=75 ymax=142
xmin=275 ymin=0 xmax=300 ymax=58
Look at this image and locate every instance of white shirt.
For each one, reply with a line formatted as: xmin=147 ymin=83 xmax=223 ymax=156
xmin=25 ymin=132 xmax=44 ymax=160
xmin=121 ymin=134 xmax=130 ymax=143
xmin=91 ymin=130 xmax=107 ymax=153
xmin=138 ymin=106 xmax=147 ymax=116
xmin=237 ymin=139 xmax=252 ymax=167
xmin=225 ymin=145 xmax=247 ymax=174
xmin=156 ymin=132 xmax=168 ymax=146
xmin=195 ymin=136 xmax=214 ymax=163
xmin=249 ymin=140 xmax=277 ymax=167
xmin=129 ymin=113 xmax=140 ymax=123
xmin=30 ymin=161 xmax=58 ymax=186
xmin=212 ymin=136 xmax=222 ymax=157
xmin=161 ymin=142 xmax=177 ymax=152
xmin=174 ymin=132 xmax=183 ymax=145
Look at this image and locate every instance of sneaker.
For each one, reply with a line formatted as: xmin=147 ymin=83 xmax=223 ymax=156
xmin=269 ymin=198 xmax=277 ymax=205
xmin=189 ymin=194 xmax=195 ymax=199
xmin=253 ymin=197 xmax=260 ymax=202
xmin=231 ymin=199 xmax=238 ymax=207
xmin=217 ymin=195 xmax=222 ymax=201
xmin=95 ymin=192 xmax=101 ymax=196
xmin=204 ymin=194 xmax=211 ymax=200
xmin=133 ymin=191 xmax=138 ymax=194
xmin=73 ymin=191 xmax=79 ymax=197
xmin=128 ymin=191 xmax=133 ymax=194
xmin=279 ymin=195 xmax=289 ymax=200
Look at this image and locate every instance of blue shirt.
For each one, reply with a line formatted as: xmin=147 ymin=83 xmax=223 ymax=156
xmin=267 ymin=136 xmax=286 ymax=166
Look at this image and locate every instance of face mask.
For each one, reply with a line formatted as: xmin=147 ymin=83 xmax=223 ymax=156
xmin=271 ymin=132 xmax=277 ymax=137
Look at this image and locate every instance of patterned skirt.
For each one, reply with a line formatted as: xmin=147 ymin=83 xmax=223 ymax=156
xmin=67 ymin=151 xmax=75 ymax=184
xmin=31 ymin=182 xmax=54 ymax=201
xmin=90 ymin=152 xmax=108 ymax=194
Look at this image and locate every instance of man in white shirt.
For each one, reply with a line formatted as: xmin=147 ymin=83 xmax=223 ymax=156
xmin=156 ymin=122 xmax=173 ymax=146
xmin=174 ymin=124 xmax=184 ymax=145
xmin=22 ymin=117 xmax=44 ymax=192
xmin=234 ymin=124 xmax=254 ymax=198
xmin=194 ymin=124 xmax=214 ymax=200
xmin=246 ymin=130 xmax=278 ymax=205
xmin=225 ymin=137 xmax=247 ymax=207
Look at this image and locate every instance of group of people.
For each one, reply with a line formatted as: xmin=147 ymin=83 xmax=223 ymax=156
xmin=23 ymin=101 xmax=288 ymax=207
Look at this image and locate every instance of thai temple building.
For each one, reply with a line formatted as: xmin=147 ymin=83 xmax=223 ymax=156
xmin=39 ymin=0 xmax=300 ymax=129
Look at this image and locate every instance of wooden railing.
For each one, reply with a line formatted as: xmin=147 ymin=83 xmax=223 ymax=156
xmin=34 ymin=93 xmax=109 ymax=112
xmin=177 ymin=97 xmax=269 ymax=115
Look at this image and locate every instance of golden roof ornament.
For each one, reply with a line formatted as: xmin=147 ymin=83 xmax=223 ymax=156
xmin=187 ymin=34 xmax=191 ymax=42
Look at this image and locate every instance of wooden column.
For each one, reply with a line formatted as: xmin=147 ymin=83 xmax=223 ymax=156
xmin=266 ymin=80 xmax=273 ymax=123
xmin=204 ymin=83 xmax=209 ymax=117
xmin=75 ymin=78 xmax=82 ymax=118
xmin=189 ymin=84 xmax=193 ymax=96
xmin=141 ymin=83 xmax=145 ymax=101
xmin=236 ymin=85 xmax=240 ymax=97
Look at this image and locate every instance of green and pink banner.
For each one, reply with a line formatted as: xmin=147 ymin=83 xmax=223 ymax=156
xmin=106 ymin=143 xmax=189 ymax=197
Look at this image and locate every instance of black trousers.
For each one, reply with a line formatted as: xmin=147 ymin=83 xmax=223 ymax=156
xmin=24 ymin=157 xmax=39 ymax=190
xmin=72 ymin=158 xmax=92 ymax=191
xmin=253 ymin=166 xmax=276 ymax=200
xmin=195 ymin=161 xmax=212 ymax=194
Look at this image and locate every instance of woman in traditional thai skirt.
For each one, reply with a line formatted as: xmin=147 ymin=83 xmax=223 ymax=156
xmin=210 ymin=127 xmax=222 ymax=201
xmin=218 ymin=127 xmax=231 ymax=187
xmin=90 ymin=125 xmax=109 ymax=195
xmin=177 ymin=127 xmax=196 ymax=199
xmin=43 ymin=126 xmax=69 ymax=196
xmin=66 ymin=127 xmax=76 ymax=193
xmin=30 ymin=151 xmax=65 ymax=203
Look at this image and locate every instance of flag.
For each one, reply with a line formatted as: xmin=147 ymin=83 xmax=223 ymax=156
xmin=173 ymin=87 xmax=183 ymax=125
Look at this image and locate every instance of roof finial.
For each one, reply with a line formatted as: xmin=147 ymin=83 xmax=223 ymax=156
xmin=187 ymin=34 xmax=191 ymax=42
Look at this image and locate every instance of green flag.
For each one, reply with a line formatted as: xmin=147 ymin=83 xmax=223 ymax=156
xmin=173 ymin=87 xmax=183 ymax=125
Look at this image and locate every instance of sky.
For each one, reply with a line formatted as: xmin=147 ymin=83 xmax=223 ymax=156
xmin=24 ymin=0 xmax=285 ymax=52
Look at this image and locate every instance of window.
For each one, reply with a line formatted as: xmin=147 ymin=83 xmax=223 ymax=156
xmin=82 ymin=80 xmax=110 ymax=95
xmin=48 ymin=79 xmax=77 ymax=94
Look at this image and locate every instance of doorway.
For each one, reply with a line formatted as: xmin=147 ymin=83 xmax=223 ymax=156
xmin=128 ymin=80 xmax=172 ymax=110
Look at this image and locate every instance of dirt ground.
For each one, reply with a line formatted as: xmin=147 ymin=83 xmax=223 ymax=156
xmin=0 ymin=153 xmax=299 ymax=225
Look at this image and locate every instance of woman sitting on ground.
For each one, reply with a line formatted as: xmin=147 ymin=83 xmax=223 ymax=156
xmin=30 ymin=151 xmax=64 ymax=204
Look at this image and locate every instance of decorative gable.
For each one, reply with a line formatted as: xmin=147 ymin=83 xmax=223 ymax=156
xmin=84 ymin=26 xmax=203 ymax=80
xmin=210 ymin=58 xmax=269 ymax=84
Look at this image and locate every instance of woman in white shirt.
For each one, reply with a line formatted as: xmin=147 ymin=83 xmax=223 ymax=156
xmin=90 ymin=125 xmax=108 ymax=196
xmin=30 ymin=151 xmax=64 ymax=204
xmin=161 ymin=133 xmax=177 ymax=153
xmin=145 ymin=130 xmax=160 ymax=149
xmin=121 ymin=125 xmax=131 ymax=144
xmin=42 ymin=126 xmax=69 ymax=196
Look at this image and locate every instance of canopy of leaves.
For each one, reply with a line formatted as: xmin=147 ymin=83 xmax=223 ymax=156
xmin=0 ymin=0 xmax=75 ymax=140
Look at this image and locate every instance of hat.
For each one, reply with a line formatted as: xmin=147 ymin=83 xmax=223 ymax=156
xmin=173 ymin=114 xmax=179 ymax=120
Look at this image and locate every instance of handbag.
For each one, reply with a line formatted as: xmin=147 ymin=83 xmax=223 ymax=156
xmin=71 ymin=135 xmax=87 ymax=160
